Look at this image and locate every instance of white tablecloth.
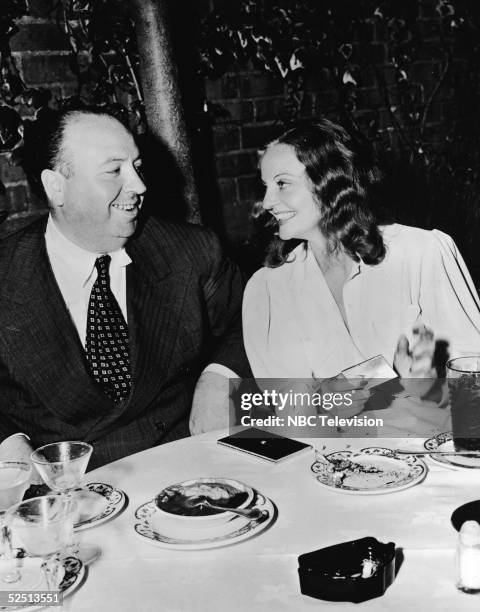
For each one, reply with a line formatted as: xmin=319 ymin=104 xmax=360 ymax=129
xmin=65 ymin=402 xmax=480 ymax=612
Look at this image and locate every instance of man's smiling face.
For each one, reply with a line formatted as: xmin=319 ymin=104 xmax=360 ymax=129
xmin=54 ymin=114 xmax=146 ymax=253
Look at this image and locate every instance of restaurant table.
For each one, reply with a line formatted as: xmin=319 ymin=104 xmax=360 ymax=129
xmin=64 ymin=397 xmax=480 ymax=612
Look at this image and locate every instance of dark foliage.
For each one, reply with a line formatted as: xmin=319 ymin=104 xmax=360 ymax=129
xmin=1 ymin=1 xmax=480 ymax=279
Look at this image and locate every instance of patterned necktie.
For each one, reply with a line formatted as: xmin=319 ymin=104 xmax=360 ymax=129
xmin=85 ymin=255 xmax=131 ymax=403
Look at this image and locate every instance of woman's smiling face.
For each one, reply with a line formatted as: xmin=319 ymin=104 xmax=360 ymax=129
xmin=260 ymin=143 xmax=322 ymax=242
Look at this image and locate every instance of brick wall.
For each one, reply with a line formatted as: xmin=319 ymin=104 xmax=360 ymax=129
xmin=206 ymin=13 xmax=454 ymax=251
xmin=205 ymin=67 xmax=286 ymax=245
xmin=0 ymin=2 xmax=460 ymax=258
xmin=0 ymin=0 xmax=77 ymax=235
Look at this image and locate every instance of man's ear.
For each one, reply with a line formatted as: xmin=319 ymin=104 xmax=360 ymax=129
xmin=40 ymin=169 xmax=66 ymax=209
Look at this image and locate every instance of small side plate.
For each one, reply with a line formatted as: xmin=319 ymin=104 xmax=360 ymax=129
xmin=0 ymin=557 xmax=85 ymax=611
xmin=424 ymin=432 xmax=480 ymax=470
xmin=74 ymin=482 xmax=128 ymax=531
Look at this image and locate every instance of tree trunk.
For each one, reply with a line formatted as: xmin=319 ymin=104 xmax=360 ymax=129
xmin=130 ymin=0 xmax=200 ymax=223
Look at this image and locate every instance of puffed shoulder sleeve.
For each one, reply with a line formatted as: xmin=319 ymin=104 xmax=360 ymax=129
xmin=242 ymin=269 xmax=272 ymax=378
xmin=419 ymin=229 xmax=480 ymax=356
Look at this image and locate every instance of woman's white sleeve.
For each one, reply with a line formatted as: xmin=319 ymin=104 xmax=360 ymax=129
xmin=419 ymin=230 xmax=480 ymax=356
xmin=242 ymin=271 xmax=272 ymax=379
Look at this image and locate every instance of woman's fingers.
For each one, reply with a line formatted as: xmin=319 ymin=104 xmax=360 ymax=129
xmin=322 ymin=373 xmax=368 ymax=392
xmin=394 ymin=325 xmax=437 ymax=398
xmin=394 ymin=325 xmax=437 ymax=378
xmin=410 ymin=325 xmax=436 ymax=376
xmin=394 ymin=334 xmax=412 ymax=377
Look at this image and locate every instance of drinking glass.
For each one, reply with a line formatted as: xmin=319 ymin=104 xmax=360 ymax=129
xmin=30 ymin=441 xmax=92 ymax=496
xmin=0 ymin=461 xmax=41 ymax=589
xmin=31 ymin=442 xmax=100 ymax=565
xmin=447 ymin=356 xmax=480 ymax=451
xmin=4 ymin=495 xmax=76 ymax=595
xmin=0 ymin=462 xmax=31 ymax=513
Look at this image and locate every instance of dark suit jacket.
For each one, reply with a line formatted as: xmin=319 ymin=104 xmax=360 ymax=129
xmin=0 ymin=216 xmax=249 ymax=468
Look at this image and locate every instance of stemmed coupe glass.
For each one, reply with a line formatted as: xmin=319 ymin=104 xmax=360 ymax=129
xmin=0 ymin=461 xmax=41 ymax=589
xmin=5 ymin=495 xmax=77 ymax=598
xmin=30 ymin=441 xmax=93 ymax=497
xmin=30 ymin=441 xmax=100 ymax=564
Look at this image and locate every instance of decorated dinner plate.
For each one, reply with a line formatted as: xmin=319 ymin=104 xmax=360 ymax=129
xmin=424 ymin=432 xmax=480 ymax=470
xmin=74 ymin=482 xmax=127 ymax=531
xmin=311 ymin=447 xmax=427 ymax=494
xmin=134 ymin=490 xmax=276 ymax=550
xmin=0 ymin=556 xmax=85 ymax=611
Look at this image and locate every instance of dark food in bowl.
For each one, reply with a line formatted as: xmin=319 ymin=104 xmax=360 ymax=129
xmin=156 ymin=482 xmax=249 ymax=517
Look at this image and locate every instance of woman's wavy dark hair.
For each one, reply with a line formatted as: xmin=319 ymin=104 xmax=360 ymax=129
xmin=259 ymin=118 xmax=386 ymax=268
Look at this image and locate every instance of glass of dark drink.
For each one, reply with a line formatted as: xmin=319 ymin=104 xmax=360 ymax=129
xmin=447 ymin=356 xmax=480 ymax=452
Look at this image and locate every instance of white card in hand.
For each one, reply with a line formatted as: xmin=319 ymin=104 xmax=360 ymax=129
xmin=341 ymin=355 xmax=398 ymax=388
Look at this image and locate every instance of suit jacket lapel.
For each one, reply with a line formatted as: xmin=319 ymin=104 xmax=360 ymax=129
xmin=0 ymin=219 xmax=193 ymax=432
xmin=123 ymin=232 xmax=192 ymax=418
xmin=0 ymin=221 xmax=115 ymax=426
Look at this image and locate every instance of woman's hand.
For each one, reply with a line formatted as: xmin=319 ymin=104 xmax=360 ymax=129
xmin=394 ymin=324 xmax=437 ymax=397
xmin=319 ymin=374 xmax=370 ymax=418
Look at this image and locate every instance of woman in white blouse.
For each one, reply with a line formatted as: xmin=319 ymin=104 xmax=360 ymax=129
xmin=242 ymin=119 xmax=480 ymax=404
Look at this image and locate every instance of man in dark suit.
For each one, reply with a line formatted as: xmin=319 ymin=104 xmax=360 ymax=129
xmin=0 ymin=109 xmax=249 ymax=469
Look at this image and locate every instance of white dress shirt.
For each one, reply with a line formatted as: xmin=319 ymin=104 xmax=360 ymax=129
xmin=45 ymin=216 xmax=131 ymax=346
xmin=45 ymin=215 xmax=236 ymax=377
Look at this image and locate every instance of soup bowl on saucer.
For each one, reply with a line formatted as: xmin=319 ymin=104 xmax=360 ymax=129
xmin=154 ymin=477 xmax=254 ymax=529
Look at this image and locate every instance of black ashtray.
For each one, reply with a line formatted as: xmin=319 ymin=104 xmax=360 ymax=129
xmin=298 ymin=537 xmax=396 ymax=603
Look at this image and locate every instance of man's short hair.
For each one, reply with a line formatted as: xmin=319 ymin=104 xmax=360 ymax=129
xmin=23 ymin=106 xmax=130 ymax=201
xmin=45 ymin=108 xmax=122 ymax=177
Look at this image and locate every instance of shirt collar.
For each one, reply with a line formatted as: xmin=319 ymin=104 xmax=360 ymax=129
xmin=306 ymin=242 xmax=363 ymax=280
xmin=45 ymin=215 xmax=131 ymax=287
